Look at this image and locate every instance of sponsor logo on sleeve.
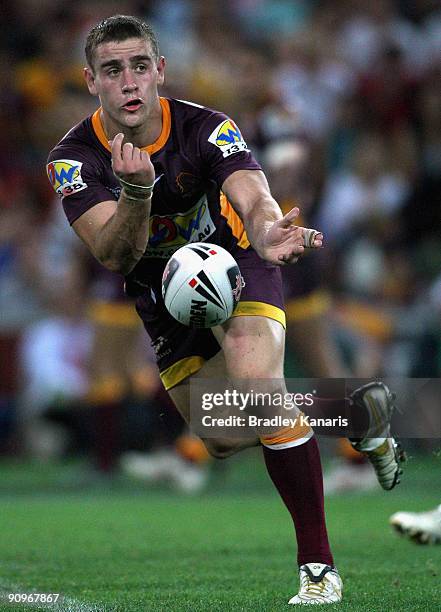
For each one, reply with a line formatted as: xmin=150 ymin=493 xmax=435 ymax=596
xmin=208 ymin=119 xmax=249 ymax=158
xmin=46 ymin=159 xmax=87 ymax=197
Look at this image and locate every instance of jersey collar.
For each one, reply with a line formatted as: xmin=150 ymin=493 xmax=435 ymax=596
xmin=91 ymin=97 xmax=171 ymax=156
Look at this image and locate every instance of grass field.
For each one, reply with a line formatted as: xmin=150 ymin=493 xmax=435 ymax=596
xmin=0 ymin=449 xmax=440 ymax=612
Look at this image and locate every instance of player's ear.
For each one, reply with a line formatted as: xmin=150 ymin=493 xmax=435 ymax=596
xmin=84 ymin=66 xmax=98 ymax=95
xmin=156 ymin=56 xmax=166 ymax=86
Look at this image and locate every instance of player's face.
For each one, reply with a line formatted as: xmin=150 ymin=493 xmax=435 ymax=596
xmin=85 ymin=38 xmax=165 ymax=132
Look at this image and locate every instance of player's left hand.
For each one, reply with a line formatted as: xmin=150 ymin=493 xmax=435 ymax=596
xmin=263 ymin=207 xmax=323 ymax=265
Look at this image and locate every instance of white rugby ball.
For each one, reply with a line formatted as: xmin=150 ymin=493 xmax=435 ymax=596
xmin=161 ymin=243 xmax=244 ymax=328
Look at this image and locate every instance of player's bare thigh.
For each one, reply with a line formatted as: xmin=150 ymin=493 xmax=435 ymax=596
xmin=167 ymin=350 xmax=226 ymax=424
xmin=214 ymin=315 xmax=285 ymax=379
xmin=168 ymin=350 xmax=258 ymax=457
xmin=168 ymin=315 xmax=293 ymax=456
xmin=215 ymin=314 xmax=301 ymax=423
xmin=168 ymin=315 xmax=287 ymax=417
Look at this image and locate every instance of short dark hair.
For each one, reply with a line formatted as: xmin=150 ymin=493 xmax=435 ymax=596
xmin=85 ymin=15 xmax=159 ymax=70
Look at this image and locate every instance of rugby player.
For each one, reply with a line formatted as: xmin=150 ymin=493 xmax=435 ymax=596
xmin=47 ymin=15 xmax=403 ymax=604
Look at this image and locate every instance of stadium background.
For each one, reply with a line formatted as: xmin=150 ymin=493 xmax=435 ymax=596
xmin=0 ymin=1 xmax=440 ymax=610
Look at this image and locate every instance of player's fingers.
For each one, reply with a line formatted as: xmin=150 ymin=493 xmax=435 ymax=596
xmin=280 ymin=206 xmax=300 ymax=227
xmin=111 ymin=133 xmax=124 ymax=161
xmin=303 ymin=228 xmax=324 ymax=248
xmin=278 ymin=241 xmax=305 ymax=262
xmin=278 ymin=251 xmax=301 ymax=264
xmin=122 ymin=142 xmax=134 ymax=159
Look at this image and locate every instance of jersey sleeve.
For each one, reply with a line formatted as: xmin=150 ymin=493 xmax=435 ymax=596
xmin=198 ymin=112 xmax=261 ymax=187
xmin=46 ymin=145 xmax=116 ymax=225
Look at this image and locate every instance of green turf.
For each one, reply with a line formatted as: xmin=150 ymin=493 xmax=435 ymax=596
xmin=0 ymin=451 xmax=440 ymax=611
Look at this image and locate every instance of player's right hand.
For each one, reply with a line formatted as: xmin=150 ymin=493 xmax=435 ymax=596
xmin=263 ymin=207 xmax=323 ymax=265
xmin=110 ymin=133 xmax=155 ymax=187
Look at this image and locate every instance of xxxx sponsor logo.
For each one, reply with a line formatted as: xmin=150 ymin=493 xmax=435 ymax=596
xmin=145 ymin=195 xmax=215 ymax=258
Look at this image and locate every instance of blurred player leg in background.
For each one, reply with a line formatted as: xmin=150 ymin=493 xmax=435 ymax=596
xmin=87 ymin=265 xmax=210 ymax=489
xmin=86 ymin=294 xmax=141 ymax=473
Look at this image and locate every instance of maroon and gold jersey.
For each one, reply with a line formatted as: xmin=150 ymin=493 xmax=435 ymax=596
xmin=47 ymin=98 xmax=285 ymax=389
xmin=47 ymin=97 xmax=260 ymax=286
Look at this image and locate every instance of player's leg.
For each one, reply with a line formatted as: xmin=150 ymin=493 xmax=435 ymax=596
xmin=136 ymin=284 xmax=260 ymax=459
xmin=348 ymin=382 xmax=405 ymax=489
xmin=215 ymin=314 xmax=342 ymax=604
xmin=284 ymin=308 xmax=404 ymax=489
xmin=281 ymin=259 xmax=404 ymax=491
xmin=284 ymin=308 xmax=379 ymax=493
xmin=87 ymin=300 xmax=142 ymax=473
xmin=167 ymin=349 xmax=260 ymax=458
xmin=295 ymin=380 xmax=405 ymax=491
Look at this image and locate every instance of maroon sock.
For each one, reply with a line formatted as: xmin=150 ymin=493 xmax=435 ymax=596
xmin=262 ymin=436 xmax=334 ymax=567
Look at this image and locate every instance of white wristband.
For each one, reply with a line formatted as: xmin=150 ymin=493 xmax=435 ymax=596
xmin=119 ymin=177 xmax=154 ymax=200
xmin=119 ymin=178 xmax=155 ymax=191
xmin=122 ymin=188 xmax=152 ymax=201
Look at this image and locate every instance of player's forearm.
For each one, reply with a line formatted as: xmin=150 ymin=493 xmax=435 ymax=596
xmin=242 ymin=195 xmax=282 ymax=259
xmin=95 ymin=192 xmax=151 ymax=275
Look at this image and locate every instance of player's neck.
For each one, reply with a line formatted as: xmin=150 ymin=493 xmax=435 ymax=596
xmin=100 ymin=99 xmax=163 ymax=148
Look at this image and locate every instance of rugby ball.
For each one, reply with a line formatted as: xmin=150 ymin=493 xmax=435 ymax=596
xmin=161 ymin=243 xmax=244 ymax=328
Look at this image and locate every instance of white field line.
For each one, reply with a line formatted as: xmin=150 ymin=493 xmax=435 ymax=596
xmin=0 ymin=581 xmax=105 ymax=612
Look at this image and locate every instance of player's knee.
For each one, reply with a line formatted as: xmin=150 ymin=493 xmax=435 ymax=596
xmin=229 ymin=365 xmax=280 ymax=380
xmin=204 ymin=437 xmax=259 ymax=459
xmin=225 ymin=358 xmax=284 ymax=380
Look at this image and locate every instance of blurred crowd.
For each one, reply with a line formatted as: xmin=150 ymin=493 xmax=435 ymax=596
xmin=1 ymin=0 xmax=440 ymax=466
